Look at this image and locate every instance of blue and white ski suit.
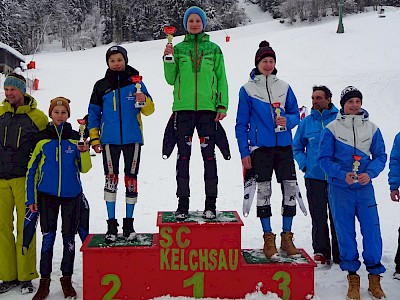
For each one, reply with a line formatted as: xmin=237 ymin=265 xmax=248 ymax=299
xmin=319 ymin=108 xmax=386 ymax=274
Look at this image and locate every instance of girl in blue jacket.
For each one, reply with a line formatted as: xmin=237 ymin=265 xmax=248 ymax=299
xmin=235 ymin=41 xmax=300 ymax=260
xmin=27 ymin=97 xmax=91 ymax=300
xmin=319 ymin=86 xmax=386 ymax=300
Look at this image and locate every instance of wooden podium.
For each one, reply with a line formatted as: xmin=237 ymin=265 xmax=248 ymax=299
xmin=81 ymin=211 xmax=316 ymax=299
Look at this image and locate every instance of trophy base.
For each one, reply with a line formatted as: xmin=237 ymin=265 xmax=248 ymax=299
xmin=275 ymin=126 xmax=287 ymax=133
xmin=164 ymin=55 xmax=174 ymax=63
xmin=135 ymin=102 xmax=146 ymax=108
xmin=351 ymin=175 xmax=358 ymax=183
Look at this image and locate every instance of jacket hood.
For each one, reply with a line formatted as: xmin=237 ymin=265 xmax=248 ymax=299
xmin=183 ymin=32 xmax=209 ymax=43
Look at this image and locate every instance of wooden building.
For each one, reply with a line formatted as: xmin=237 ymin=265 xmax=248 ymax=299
xmin=0 ymin=42 xmax=25 ymax=74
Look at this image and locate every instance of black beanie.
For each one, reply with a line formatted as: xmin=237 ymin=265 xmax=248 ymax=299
xmin=106 ymin=45 xmax=128 ymax=66
xmin=255 ymin=41 xmax=276 ymax=66
xmin=340 ymin=86 xmax=363 ymax=108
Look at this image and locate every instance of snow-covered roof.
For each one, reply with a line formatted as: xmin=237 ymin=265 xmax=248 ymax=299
xmin=0 ymin=42 xmax=25 ymax=62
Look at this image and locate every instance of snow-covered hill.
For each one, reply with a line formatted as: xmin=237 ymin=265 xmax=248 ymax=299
xmin=1 ymin=7 xmax=400 ymax=300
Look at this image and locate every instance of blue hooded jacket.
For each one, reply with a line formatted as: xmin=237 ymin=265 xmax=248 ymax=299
xmin=235 ymin=69 xmax=299 ymax=159
xmin=293 ymin=103 xmax=338 ymax=180
xmin=319 ymin=109 xmax=386 ymax=188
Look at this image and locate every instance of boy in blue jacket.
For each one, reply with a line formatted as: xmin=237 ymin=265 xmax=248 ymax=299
xmin=88 ymin=45 xmax=154 ymax=243
xmin=388 ymin=132 xmax=400 ymax=280
xmin=319 ymin=86 xmax=386 ymax=300
xmin=27 ymin=97 xmax=91 ymax=300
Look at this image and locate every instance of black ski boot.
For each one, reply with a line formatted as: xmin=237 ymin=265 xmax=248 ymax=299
xmin=203 ymin=196 xmax=216 ymax=219
xmin=105 ymin=219 xmax=119 ymax=243
xmin=123 ymin=218 xmax=137 ymax=241
xmin=174 ymin=197 xmax=189 ymax=221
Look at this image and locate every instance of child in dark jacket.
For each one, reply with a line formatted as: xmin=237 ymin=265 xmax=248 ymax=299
xmin=88 ymin=45 xmax=154 ymax=243
xmin=27 ymin=97 xmax=91 ymax=300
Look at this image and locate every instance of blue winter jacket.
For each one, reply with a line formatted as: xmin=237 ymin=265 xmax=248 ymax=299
xmin=26 ymin=122 xmax=92 ymax=204
xmin=388 ymin=132 xmax=400 ymax=191
xmin=319 ymin=109 xmax=386 ymax=188
xmin=293 ymin=104 xmax=339 ymax=180
xmin=235 ymin=69 xmax=300 ymax=159
xmin=88 ymin=66 xmax=154 ymax=146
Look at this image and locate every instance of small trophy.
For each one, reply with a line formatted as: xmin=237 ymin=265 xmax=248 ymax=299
xmin=77 ymin=118 xmax=86 ymax=146
xmin=272 ymin=102 xmax=287 ymax=132
xmin=131 ymin=75 xmax=146 ymax=108
xmin=352 ymin=155 xmax=361 ymax=183
xmin=163 ymin=26 xmax=176 ymax=63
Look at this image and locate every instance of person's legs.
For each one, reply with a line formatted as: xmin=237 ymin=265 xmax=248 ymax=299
xmin=0 ymin=179 xmax=17 ymax=282
xmin=305 ymin=178 xmax=331 ymax=261
xmin=196 ymin=111 xmax=218 ymax=218
xmin=13 ymin=177 xmax=38 ymax=282
xmin=329 ymin=185 xmax=361 ymax=273
xmin=356 ymin=185 xmax=385 ymax=275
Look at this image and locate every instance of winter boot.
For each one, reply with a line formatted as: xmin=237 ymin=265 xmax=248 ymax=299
xmin=0 ymin=280 xmax=19 ymax=294
xmin=20 ymin=280 xmax=34 ymax=294
xmin=32 ymin=278 xmax=50 ymax=300
xmin=280 ymin=232 xmax=299 ymax=257
xmin=105 ymin=219 xmax=119 ymax=243
xmin=175 ymin=197 xmax=189 ymax=221
xmin=123 ymin=218 xmax=137 ymax=241
xmin=203 ymin=196 xmax=216 ymax=220
xmin=60 ymin=276 xmax=77 ymax=299
xmin=347 ymin=274 xmax=360 ymax=300
xmin=394 ymin=265 xmax=400 ymax=280
xmin=368 ymin=274 xmax=386 ymax=299
xmin=263 ymin=232 xmax=279 ymax=259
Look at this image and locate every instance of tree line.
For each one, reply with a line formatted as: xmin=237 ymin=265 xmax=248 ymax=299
xmin=0 ymin=0 xmax=398 ymax=55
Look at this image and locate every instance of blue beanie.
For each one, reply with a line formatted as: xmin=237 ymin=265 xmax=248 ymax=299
xmin=183 ymin=6 xmax=207 ymax=31
xmin=4 ymin=75 xmax=26 ymax=95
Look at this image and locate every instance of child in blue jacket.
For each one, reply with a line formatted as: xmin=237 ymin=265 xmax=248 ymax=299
xmin=319 ymin=86 xmax=386 ymax=299
xmin=88 ymin=45 xmax=155 ymax=243
xmin=27 ymin=97 xmax=91 ymax=300
xmin=388 ymin=132 xmax=400 ymax=280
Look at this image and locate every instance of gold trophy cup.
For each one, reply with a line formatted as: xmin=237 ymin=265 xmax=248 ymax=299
xmin=77 ymin=118 xmax=86 ymax=146
xmin=131 ymin=75 xmax=145 ymax=108
xmin=352 ymin=155 xmax=361 ymax=183
xmin=272 ymin=102 xmax=287 ymax=132
xmin=163 ymin=26 xmax=176 ymax=63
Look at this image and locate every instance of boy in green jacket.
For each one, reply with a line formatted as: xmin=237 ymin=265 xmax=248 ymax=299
xmin=163 ymin=6 xmax=229 ymax=220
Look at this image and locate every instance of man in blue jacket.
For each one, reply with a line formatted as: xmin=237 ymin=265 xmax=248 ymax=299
xmin=293 ymin=86 xmax=340 ymax=266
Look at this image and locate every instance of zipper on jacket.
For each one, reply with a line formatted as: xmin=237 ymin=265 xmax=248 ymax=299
xmin=113 ymin=91 xmax=117 ymax=111
xmin=178 ymin=77 xmax=181 ymax=100
xmin=117 ymin=75 xmax=123 ymax=144
xmin=352 ymin=117 xmax=357 ymax=154
xmin=17 ymin=127 xmax=22 ymax=148
xmin=265 ymin=79 xmax=278 ymax=146
xmin=195 ymin=35 xmax=199 ymax=111
xmin=3 ymin=126 xmax=7 ymax=146
xmin=57 ymin=125 xmax=63 ymax=197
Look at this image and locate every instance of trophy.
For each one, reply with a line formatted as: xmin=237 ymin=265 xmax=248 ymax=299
xmin=352 ymin=155 xmax=361 ymax=183
xmin=77 ymin=118 xmax=86 ymax=146
xmin=272 ymin=102 xmax=287 ymax=132
xmin=163 ymin=26 xmax=176 ymax=63
xmin=131 ymin=75 xmax=146 ymax=108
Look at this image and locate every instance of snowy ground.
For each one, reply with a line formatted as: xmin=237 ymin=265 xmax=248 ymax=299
xmin=1 ymin=6 xmax=400 ymax=300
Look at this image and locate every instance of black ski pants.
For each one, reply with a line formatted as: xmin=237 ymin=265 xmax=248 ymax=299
xmin=305 ymin=178 xmax=340 ymax=263
xmin=174 ymin=111 xmax=218 ymax=198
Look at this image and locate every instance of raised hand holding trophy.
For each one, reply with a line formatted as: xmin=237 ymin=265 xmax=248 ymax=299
xmin=163 ymin=26 xmax=176 ymax=63
xmin=272 ymin=102 xmax=287 ymax=132
xmin=131 ymin=75 xmax=146 ymax=108
xmin=352 ymin=155 xmax=361 ymax=183
xmin=77 ymin=118 xmax=86 ymax=146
